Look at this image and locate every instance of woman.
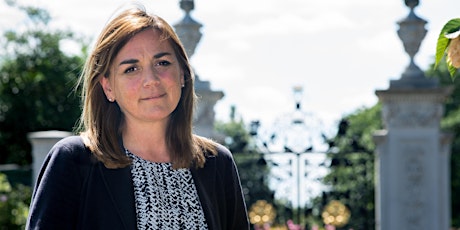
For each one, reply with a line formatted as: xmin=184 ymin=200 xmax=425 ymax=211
xmin=26 ymin=4 xmax=249 ymax=230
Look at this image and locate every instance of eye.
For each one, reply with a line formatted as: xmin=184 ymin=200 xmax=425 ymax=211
xmin=124 ymin=66 xmax=138 ymax=74
xmin=156 ymin=60 xmax=171 ymax=66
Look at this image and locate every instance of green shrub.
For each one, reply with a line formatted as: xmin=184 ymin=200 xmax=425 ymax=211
xmin=0 ymin=173 xmax=31 ymax=230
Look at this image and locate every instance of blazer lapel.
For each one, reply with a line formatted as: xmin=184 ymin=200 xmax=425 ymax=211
xmin=192 ymin=155 xmax=218 ymax=230
xmin=98 ymin=164 xmax=137 ymax=229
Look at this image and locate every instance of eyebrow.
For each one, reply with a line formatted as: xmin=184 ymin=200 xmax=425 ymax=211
xmin=118 ymin=52 xmax=173 ymax=66
xmin=118 ymin=59 xmax=138 ymax=66
xmin=153 ymin=52 xmax=172 ymax=59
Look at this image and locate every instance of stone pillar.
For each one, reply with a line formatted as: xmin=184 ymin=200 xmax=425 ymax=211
xmin=194 ymin=77 xmax=224 ymax=140
xmin=374 ymin=88 xmax=452 ymax=230
xmin=174 ymin=0 xmax=224 ymax=140
xmin=373 ymin=1 xmax=453 ymax=229
xmin=28 ymin=130 xmax=72 ymax=186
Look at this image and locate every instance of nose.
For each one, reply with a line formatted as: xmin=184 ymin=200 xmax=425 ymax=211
xmin=143 ymin=67 xmax=160 ymax=87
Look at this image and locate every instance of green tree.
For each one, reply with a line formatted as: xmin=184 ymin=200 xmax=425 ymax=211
xmin=214 ymin=105 xmax=253 ymax=154
xmin=0 ymin=1 xmax=85 ymax=165
xmin=215 ymin=107 xmax=281 ymax=227
xmin=0 ymin=173 xmax=31 ymax=229
xmin=312 ymin=104 xmax=382 ymax=229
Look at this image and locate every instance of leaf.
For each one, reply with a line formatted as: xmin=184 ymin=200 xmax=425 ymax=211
xmin=435 ymin=18 xmax=460 ymax=70
xmin=446 ymin=54 xmax=459 ymax=81
xmin=435 ymin=36 xmax=450 ymax=68
xmin=448 ymin=63 xmax=458 ymax=80
xmin=443 ymin=18 xmax=460 ymax=36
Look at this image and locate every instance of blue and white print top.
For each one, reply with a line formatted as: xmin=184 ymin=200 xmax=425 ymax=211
xmin=126 ymin=149 xmax=208 ymax=230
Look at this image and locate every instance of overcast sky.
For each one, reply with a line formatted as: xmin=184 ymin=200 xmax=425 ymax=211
xmin=1 ymin=0 xmax=460 ymax=136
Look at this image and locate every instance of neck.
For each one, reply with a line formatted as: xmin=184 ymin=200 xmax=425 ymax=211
xmin=122 ymin=120 xmax=170 ymax=163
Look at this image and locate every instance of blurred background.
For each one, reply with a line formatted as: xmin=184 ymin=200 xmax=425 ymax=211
xmin=0 ymin=0 xmax=459 ymax=229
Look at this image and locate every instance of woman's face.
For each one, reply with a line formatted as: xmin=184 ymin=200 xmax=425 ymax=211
xmin=100 ymin=29 xmax=184 ymax=126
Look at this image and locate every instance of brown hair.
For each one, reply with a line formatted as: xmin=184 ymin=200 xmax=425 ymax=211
xmin=76 ymin=5 xmax=217 ymax=169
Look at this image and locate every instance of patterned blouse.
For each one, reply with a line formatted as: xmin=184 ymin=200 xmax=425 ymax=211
xmin=126 ymin=150 xmax=208 ymax=230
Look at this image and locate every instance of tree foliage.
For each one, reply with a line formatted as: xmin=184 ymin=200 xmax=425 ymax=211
xmin=215 ymin=109 xmax=289 ymax=226
xmin=0 ymin=2 xmax=85 ymax=165
xmin=214 ymin=105 xmax=256 ymax=154
xmin=317 ymin=105 xmax=382 ymax=230
xmin=0 ymin=173 xmax=31 ymax=229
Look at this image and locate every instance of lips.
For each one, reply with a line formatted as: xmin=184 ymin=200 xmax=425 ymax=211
xmin=141 ymin=93 xmax=166 ymax=100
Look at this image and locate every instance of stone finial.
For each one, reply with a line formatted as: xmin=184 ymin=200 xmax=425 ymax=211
xmin=174 ymin=0 xmax=202 ymax=58
xmin=180 ymin=0 xmax=194 ymax=13
xmin=390 ymin=0 xmax=438 ymax=88
xmin=404 ymin=0 xmax=419 ymax=9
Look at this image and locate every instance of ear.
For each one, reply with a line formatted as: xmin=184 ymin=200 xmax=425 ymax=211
xmin=100 ymin=76 xmax=115 ymax=101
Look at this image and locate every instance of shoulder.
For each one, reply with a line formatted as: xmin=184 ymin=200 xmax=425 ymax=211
xmin=194 ymin=135 xmax=231 ymax=157
xmin=214 ymin=142 xmax=233 ymax=159
xmin=203 ymin=141 xmax=236 ymax=170
xmin=46 ymin=135 xmax=94 ymax=165
xmin=27 ymin=136 xmax=97 ymax=229
xmin=52 ymin=135 xmax=85 ymax=149
xmin=34 ymin=136 xmax=95 ymax=189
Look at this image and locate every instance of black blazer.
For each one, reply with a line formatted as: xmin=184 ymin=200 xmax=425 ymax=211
xmin=26 ymin=136 xmax=249 ymax=230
